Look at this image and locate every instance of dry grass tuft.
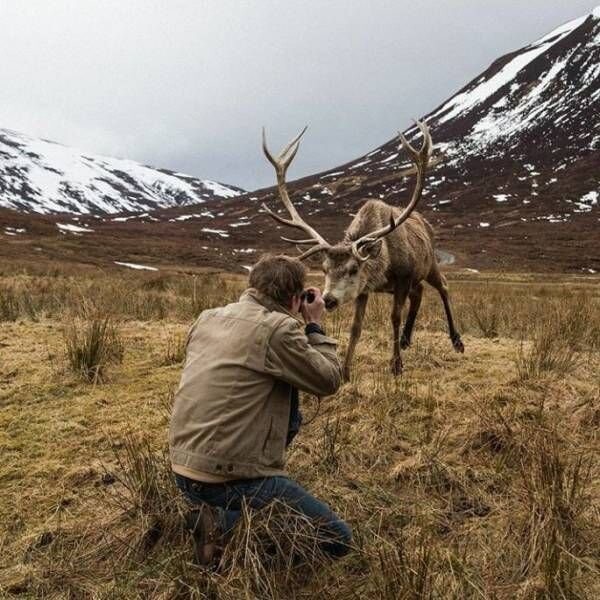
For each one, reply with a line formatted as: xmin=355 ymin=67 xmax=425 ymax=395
xmin=0 ymin=288 xmax=20 ymax=321
xmin=63 ymin=315 xmax=124 ymax=382
xmin=367 ymin=533 xmax=436 ymax=599
xmin=515 ymin=427 xmax=595 ymax=599
xmin=162 ymin=330 xmax=187 ymax=366
xmin=515 ymin=300 xmax=591 ymax=379
xmin=468 ymin=287 xmax=504 ymax=338
xmin=220 ymin=501 xmax=333 ymax=598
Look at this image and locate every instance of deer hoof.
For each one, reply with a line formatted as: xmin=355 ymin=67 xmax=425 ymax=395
xmin=390 ymin=357 xmax=403 ymax=376
xmin=451 ymin=334 xmax=465 ymax=353
xmin=400 ymin=334 xmax=411 ymax=350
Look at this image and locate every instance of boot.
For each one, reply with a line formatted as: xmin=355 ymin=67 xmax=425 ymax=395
xmin=184 ymin=504 xmax=222 ymax=567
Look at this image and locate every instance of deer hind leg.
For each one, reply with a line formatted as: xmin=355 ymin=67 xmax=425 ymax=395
xmin=343 ymin=293 xmax=369 ymax=381
xmin=426 ymin=265 xmax=464 ymax=353
xmin=400 ymin=282 xmax=424 ymax=349
xmin=391 ymin=284 xmax=410 ymax=375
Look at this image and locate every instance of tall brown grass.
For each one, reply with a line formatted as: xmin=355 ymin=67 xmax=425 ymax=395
xmin=1 ymin=264 xmax=599 ymax=599
xmin=515 ymin=299 xmax=595 ymax=379
xmin=515 ymin=428 xmax=593 ymax=598
xmin=1 ymin=266 xmax=599 ymax=347
xmin=26 ymin=435 xmax=335 ymax=599
xmin=162 ymin=330 xmax=187 ymax=366
xmin=63 ymin=316 xmax=124 ymax=382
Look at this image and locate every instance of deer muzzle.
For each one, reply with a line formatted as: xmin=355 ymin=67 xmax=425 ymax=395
xmin=324 ymin=294 xmax=339 ymax=311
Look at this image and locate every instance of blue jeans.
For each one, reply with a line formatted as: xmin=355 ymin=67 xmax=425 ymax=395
xmin=175 ymin=474 xmax=352 ymax=558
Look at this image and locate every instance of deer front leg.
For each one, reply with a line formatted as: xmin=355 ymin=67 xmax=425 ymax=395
xmin=427 ymin=266 xmax=464 ymax=353
xmin=343 ymin=293 xmax=369 ymax=381
xmin=391 ymin=284 xmax=410 ymax=375
xmin=400 ymin=282 xmax=424 ymax=349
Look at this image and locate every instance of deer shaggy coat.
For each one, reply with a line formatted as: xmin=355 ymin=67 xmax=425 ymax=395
xmin=170 ymin=289 xmax=342 ymax=480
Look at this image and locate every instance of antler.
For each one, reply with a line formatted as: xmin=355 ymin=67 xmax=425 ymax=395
xmin=261 ymin=127 xmax=330 ymax=260
xmin=351 ymin=120 xmax=433 ymax=262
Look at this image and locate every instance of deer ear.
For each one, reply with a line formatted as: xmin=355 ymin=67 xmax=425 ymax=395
xmin=362 ymin=239 xmax=383 ymax=259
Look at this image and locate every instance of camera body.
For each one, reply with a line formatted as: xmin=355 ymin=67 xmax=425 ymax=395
xmin=300 ymin=290 xmax=315 ymax=304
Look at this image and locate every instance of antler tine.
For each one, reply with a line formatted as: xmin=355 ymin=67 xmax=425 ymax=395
xmin=416 ymin=120 xmax=433 ymax=163
xmin=296 ymin=243 xmax=331 ymax=261
xmin=261 ymin=126 xmax=330 ymax=255
xmin=398 ymin=120 xmax=431 ymax=162
xmin=280 ymin=236 xmax=319 ymax=245
xmin=262 ymin=126 xmax=308 ymax=175
xmin=280 ymin=126 xmax=308 ymax=164
xmin=260 ymin=202 xmax=296 ymax=228
xmin=398 ymin=131 xmax=417 ymax=159
xmin=351 ymin=120 xmax=433 ymax=259
xmin=261 ymin=127 xmax=278 ymax=170
xmin=352 ymin=243 xmax=371 ymax=262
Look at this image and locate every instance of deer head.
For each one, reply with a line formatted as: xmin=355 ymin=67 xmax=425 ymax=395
xmin=261 ymin=121 xmax=432 ymax=310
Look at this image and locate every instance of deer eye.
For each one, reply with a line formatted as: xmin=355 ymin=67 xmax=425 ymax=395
xmin=347 ymin=265 xmax=358 ymax=276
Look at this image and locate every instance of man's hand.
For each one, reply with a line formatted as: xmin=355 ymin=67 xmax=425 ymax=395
xmin=301 ymin=287 xmax=325 ymax=325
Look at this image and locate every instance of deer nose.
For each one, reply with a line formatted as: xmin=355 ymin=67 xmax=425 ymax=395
xmin=324 ymin=294 xmax=338 ymax=311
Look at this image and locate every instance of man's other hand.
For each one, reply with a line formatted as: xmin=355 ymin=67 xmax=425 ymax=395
xmin=301 ymin=287 xmax=325 ymax=325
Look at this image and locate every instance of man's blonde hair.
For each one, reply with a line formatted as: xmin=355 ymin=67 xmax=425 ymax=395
xmin=249 ymin=254 xmax=306 ymax=306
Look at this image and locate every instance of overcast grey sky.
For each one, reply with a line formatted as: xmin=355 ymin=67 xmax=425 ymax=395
xmin=0 ymin=1 xmax=597 ymax=190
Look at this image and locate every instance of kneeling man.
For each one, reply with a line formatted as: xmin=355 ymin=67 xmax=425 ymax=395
xmin=169 ymin=254 xmax=350 ymax=563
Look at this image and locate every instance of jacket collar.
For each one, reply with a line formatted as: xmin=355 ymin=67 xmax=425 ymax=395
xmin=240 ymin=288 xmax=302 ymax=323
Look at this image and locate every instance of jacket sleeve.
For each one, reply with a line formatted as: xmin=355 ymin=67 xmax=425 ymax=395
xmin=263 ymin=318 xmax=342 ymax=397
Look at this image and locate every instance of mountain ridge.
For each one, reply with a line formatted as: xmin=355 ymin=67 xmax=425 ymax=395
xmin=0 ymin=127 xmax=244 ymax=214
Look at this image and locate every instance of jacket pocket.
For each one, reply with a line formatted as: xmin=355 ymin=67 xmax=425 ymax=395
xmin=261 ymin=416 xmax=286 ymax=465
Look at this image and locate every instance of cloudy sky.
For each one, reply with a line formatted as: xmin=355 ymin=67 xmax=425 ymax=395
xmin=0 ymin=1 xmax=597 ymax=190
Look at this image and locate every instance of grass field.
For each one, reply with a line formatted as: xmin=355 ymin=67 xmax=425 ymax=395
xmin=1 ymin=262 xmax=598 ymax=599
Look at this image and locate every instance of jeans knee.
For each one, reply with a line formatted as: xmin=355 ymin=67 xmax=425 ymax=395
xmin=326 ymin=519 xmax=352 ymax=557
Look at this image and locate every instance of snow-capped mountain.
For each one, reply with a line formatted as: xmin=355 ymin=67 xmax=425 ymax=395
xmin=325 ymin=6 xmax=599 ymax=221
xmin=1 ymin=7 xmax=598 ymax=273
xmin=0 ymin=128 xmax=244 ymax=214
xmin=235 ymin=5 xmax=598 ymax=272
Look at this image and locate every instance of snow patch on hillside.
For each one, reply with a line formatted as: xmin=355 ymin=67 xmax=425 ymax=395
xmin=431 ymin=16 xmax=585 ymax=126
xmin=202 ymin=228 xmax=229 ymax=238
xmin=114 ymin=261 xmax=158 ymax=271
xmin=56 ymin=223 xmax=93 ymax=233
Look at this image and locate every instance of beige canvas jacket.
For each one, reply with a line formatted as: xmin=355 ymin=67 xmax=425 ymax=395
xmin=169 ymin=288 xmax=342 ymax=479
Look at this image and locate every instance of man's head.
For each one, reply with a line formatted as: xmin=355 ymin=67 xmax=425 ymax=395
xmin=249 ymin=254 xmax=306 ymax=309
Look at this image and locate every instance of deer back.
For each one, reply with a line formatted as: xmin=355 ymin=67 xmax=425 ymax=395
xmin=345 ymin=199 xmax=436 ymax=288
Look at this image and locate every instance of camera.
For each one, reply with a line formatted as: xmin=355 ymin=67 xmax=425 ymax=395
xmin=300 ymin=290 xmax=315 ymax=304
